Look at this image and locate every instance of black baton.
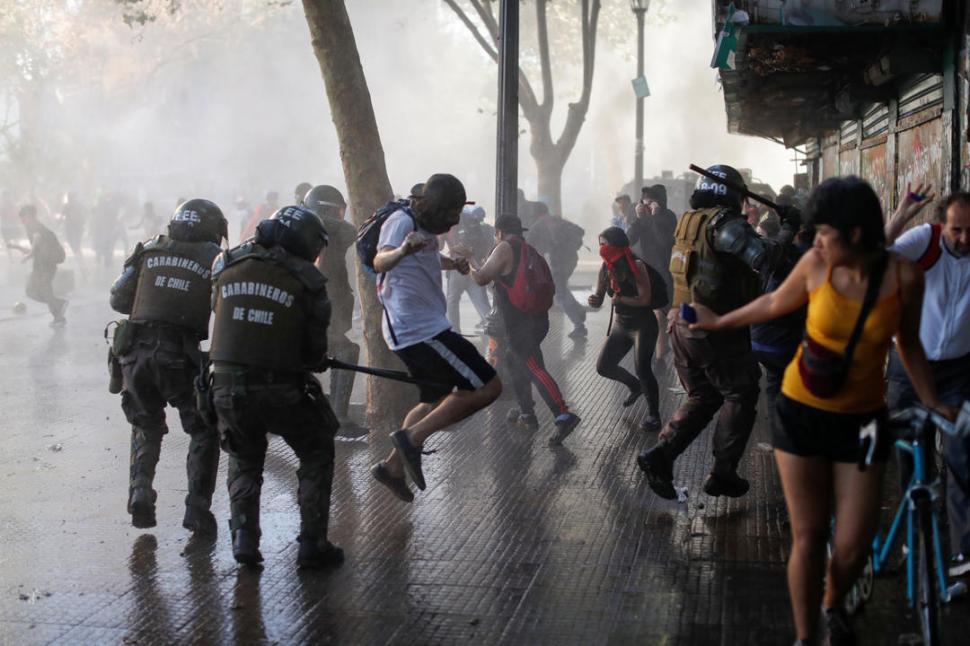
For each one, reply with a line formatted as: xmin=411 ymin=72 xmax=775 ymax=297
xmin=689 ymin=164 xmax=780 ymax=211
xmin=327 ymin=358 xmax=451 ymax=390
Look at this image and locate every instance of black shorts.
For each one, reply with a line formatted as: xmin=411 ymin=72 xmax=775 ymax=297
xmin=394 ymin=330 xmax=497 ymax=403
xmin=772 ymin=394 xmax=890 ymax=463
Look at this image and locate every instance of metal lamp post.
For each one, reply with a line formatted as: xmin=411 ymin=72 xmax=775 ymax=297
xmin=495 ymin=0 xmax=519 ymax=219
xmin=631 ymin=0 xmax=650 ymax=193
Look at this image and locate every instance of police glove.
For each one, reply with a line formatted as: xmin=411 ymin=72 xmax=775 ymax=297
xmin=775 ymin=204 xmax=801 ymax=229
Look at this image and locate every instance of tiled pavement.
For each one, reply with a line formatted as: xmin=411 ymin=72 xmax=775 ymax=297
xmin=0 ymin=275 xmax=967 ymax=645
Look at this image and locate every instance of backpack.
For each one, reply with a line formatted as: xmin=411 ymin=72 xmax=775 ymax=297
xmin=645 ymin=262 xmax=669 ymax=309
xmin=41 ymin=228 xmax=66 ymax=265
xmin=356 ymin=199 xmax=413 ymax=272
xmin=555 ymin=218 xmax=585 ymax=252
xmin=599 ymin=257 xmax=670 ymax=310
xmin=501 ymin=237 xmax=555 ymax=314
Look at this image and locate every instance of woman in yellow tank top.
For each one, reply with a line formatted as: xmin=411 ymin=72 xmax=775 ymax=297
xmin=690 ymin=177 xmax=950 ymax=645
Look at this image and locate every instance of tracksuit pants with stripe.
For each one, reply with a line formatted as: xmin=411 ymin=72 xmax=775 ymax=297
xmin=504 ymin=313 xmax=568 ymax=418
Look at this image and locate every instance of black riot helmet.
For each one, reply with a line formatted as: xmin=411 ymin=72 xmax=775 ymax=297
xmin=693 ymin=164 xmax=746 ymax=209
xmin=302 ymin=184 xmax=347 ymax=218
xmin=255 ymin=205 xmax=329 ymax=262
xmin=168 ymin=199 xmax=228 ymax=244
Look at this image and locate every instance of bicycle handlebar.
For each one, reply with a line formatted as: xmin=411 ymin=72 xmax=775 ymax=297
xmin=859 ymin=401 xmax=970 ymax=470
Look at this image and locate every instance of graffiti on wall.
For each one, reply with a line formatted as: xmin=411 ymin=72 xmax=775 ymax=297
xmin=897 ymin=118 xmax=944 ymax=204
xmin=860 ymin=143 xmax=891 ymax=211
xmin=839 ymin=149 xmax=859 ymax=177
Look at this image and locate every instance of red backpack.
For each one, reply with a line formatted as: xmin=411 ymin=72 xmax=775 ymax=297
xmin=501 ymin=236 xmax=555 ymax=314
xmin=916 ymin=224 xmax=942 ymax=271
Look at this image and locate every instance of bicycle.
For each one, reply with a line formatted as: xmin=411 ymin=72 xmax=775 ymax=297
xmin=857 ymin=401 xmax=970 ymax=646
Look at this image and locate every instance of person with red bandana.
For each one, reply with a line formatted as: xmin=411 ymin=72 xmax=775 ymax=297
xmin=588 ymin=227 xmax=662 ymax=431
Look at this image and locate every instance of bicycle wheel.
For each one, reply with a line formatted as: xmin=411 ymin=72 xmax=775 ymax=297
xmin=915 ymin=495 xmax=941 ymax=646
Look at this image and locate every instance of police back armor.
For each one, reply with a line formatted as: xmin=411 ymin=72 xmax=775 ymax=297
xmin=669 ymin=207 xmax=759 ymax=314
xmin=127 ymin=236 xmax=221 ymax=337
xmin=210 ymin=243 xmax=329 ymax=372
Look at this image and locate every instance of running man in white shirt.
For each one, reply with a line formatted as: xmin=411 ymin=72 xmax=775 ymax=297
xmin=369 ymin=174 xmax=502 ymax=502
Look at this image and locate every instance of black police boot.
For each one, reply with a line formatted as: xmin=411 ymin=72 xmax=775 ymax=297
xmin=232 ymin=529 xmax=263 ymax=566
xmin=128 ymin=487 xmax=157 ymax=529
xmin=637 ymin=446 xmax=677 ymax=500
xmin=297 ymin=535 xmax=345 ymax=569
xmin=182 ymin=506 xmax=217 ymax=536
xmin=703 ymin=472 xmax=750 ymax=498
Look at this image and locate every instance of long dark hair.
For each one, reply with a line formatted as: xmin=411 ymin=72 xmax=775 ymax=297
xmin=805 ymin=176 xmax=885 ymax=253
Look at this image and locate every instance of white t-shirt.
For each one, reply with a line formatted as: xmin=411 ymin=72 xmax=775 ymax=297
xmin=377 ymin=210 xmax=451 ymax=350
xmin=891 ymin=223 xmax=970 ymax=360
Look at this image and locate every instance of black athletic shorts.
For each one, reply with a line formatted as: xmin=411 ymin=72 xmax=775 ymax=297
xmin=394 ymin=330 xmax=497 ymax=403
xmin=772 ymin=394 xmax=890 ymax=463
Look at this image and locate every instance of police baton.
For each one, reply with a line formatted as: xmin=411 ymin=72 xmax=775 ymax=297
xmin=326 ymin=358 xmax=451 ymax=390
xmin=689 ymin=164 xmax=780 ymax=211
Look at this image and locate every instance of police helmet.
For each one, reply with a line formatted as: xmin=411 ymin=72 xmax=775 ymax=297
xmin=694 ymin=164 xmax=746 ymax=209
xmin=262 ymin=205 xmax=329 ymax=262
xmin=302 ymin=184 xmax=347 ymax=217
xmin=168 ymin=199 xmax=227 ymax=244
xmin=294 ymin=182 xmax=313 ymax=203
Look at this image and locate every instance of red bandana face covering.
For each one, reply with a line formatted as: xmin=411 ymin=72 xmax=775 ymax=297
xmin=599 ymin=244 xmax=640 ymax=294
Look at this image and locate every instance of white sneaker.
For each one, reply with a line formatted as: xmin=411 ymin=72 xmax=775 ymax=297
xmin=949 ymin=554 xmax=970 ymax=578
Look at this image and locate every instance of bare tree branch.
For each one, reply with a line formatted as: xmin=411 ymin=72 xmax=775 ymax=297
xmin=442 ymin=0 xmax=498 ymax=62
xmin=442 ymin=0 xmax=540 ymax=114
xmin=536 ymin=0 xmax=553 ymax=117
xmin=469 ymin=0 xmax=499 ymax=40
xmin=555 ymin=0 xmax=600 ymax=161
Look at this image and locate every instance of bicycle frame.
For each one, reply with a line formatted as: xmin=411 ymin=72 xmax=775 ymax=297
xmin=870 ymin=436 xmax=950 ymax=606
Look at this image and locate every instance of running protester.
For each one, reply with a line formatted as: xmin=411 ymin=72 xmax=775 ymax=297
xmin=369 ymin=174 xmax=502 ymax=503
xmin=588 ymin=227 xmax=661 ymax=431
xmin=469 ymin=214 xmax=581 ymax=445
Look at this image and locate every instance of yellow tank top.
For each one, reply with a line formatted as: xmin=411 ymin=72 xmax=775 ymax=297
xmin=781 ymin=264 xmax=902 ymax=414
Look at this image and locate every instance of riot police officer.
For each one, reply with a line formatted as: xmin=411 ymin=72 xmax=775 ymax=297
xmin=209 ymin=205 xmax=342 ymax=568
xmin=109 ymin=199 xmax=227 ymax=533
xmin=638 ymin=165 xmax=798 ymax=500
xmin=301 ymin=184 xmax=360 ymax=426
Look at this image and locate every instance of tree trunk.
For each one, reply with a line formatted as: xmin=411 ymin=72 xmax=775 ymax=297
xmin=302 ymin=0 xmax=414 ymax=431
xmin=536 ymin=160 xmax=564 ymax=215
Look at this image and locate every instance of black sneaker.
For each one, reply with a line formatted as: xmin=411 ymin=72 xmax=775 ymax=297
xmin=549 ymin=412 xmax=580 ymax=446
xmin=128 ymin=487 xmax=156 ymax=529
xmin=623 ymin=389 xmax=642 ymax=408
xmin=370 ymin=462 xmax=414 ymax=502
xmin=516 ymin=413 xmax=539 ymax=430
xmin=297 ymin=537 xmax=344 ymax=569
xmin=823 ymin=605 xmax=856 ymax=646
xmin=703 ymin=472 xmax=750 ymax=498
xmin=639 ymin=413 xmax=662 ymax=432
xmin=390 ymin=430 xmax=426 ymax=491
xmin=182 ymin=506 xmax=217 ymax=536
xmin=637 ymin=447 xmax=677 ymax=500
xmin=232 ymin=530 xmax=263 ymax=566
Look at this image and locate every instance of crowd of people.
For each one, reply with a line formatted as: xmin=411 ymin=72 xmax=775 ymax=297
xmin=2 ymin=161 xmax=969 ymax=644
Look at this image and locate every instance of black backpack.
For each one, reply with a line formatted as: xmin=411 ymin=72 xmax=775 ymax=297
xmin=356 ymin=199 xmax=413 ymax=272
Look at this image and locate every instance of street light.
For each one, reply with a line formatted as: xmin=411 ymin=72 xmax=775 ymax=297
xmin=631 ymin=0 xmax=650 ymax=194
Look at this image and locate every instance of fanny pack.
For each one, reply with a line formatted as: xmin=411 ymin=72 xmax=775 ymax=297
xmin=797 ymin=252 xmax=888 ymax=399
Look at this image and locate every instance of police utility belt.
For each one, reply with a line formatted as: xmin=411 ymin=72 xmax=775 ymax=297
xmin=210 ymin=364 xmax=307 ymax=388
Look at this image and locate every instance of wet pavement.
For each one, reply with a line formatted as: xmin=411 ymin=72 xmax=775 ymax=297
xmin=0 ymin=259 xmax=967 ymax=645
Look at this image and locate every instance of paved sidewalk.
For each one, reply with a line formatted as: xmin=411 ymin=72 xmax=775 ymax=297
xmin=0 ymin=281 xmax=966 ymax=645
